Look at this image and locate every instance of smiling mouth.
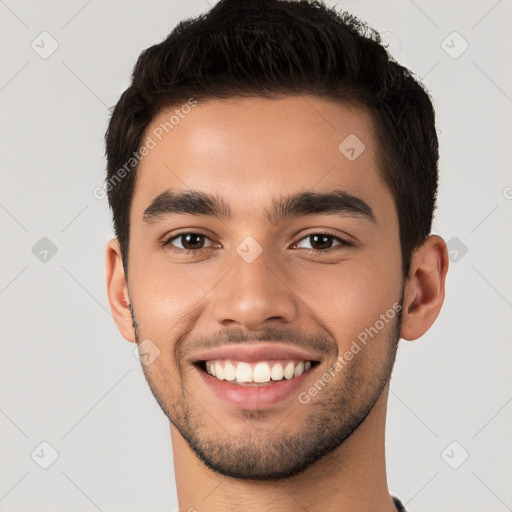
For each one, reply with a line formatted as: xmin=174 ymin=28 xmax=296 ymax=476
xmin=196 ymin=358 xmax=319 ymax=386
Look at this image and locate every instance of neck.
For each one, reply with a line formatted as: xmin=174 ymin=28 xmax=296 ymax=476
xmin=171 ymin=382 xmax=397 ymax=512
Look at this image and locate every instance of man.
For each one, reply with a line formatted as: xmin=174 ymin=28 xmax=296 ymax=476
xmin=104 ymin=0 xmax=448 ymax=510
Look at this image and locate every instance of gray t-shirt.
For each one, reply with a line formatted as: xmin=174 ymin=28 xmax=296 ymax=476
xmin=393 ymin=496 xmax=407 ymax=511
xmin=171 ymin=495 xmax=408 ymax=511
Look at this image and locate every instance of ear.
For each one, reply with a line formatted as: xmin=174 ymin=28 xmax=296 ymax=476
xmin=400 ymin=235 xmax=449 ymax=341
xmin=105 ymin=238 xmax=136 ymax=342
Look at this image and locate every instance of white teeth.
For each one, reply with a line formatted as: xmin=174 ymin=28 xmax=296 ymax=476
xmin=235 ymin=362 xmax=252 ymax=383
xmin=283 ymin=362 xmax=295 ymax=379
xmin=293 ymin=361 xmax=305 ymax=378
xmin=224 ymin=361 xmax=236 ymax=381
xmin=204 ymin=359 xmax=314 ymax=384
xmin=270 ymin=363 xmax=284 ymax=381
xmin=253 ymin=362 xmax=271 ymax=383
xmin=215 ymin=362 xmax=224 ymax=380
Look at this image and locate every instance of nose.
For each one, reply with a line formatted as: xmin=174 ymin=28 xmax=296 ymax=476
xmin=211 ymin=245 xmax=300 ymax=331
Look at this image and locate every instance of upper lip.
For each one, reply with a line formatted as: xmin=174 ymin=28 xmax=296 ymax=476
xmin=190 ymin=342 xmax=324 ymax=364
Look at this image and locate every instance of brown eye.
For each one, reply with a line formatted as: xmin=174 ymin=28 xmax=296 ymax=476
xmin=295 ymin=233 xmax=351 ymax=252
xmin=309 ymin=234 xmax=334 ymax=250
xmin=164 ymin=232 xmax=214 ymax=252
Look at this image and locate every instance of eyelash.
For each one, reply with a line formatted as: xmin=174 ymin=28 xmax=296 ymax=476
xmin=161 ymin=230 xmax=353 ymax=255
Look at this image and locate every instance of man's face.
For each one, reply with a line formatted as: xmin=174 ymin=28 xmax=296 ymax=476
xmin=126 ymin=95 xmax=404 ymax=479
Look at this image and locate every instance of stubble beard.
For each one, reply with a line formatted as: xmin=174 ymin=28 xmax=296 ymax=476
xmin=130 ymin=300 xmax=402 ymax=480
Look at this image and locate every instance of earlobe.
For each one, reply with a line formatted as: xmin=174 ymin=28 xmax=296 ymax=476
xmin=400 ymin=235 xmax=449 ymax=341
xmin=105 ymin=238 xmax=136 ymax=342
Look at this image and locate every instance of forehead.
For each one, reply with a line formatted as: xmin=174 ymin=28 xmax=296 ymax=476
xmin=132 ymin=95 xmax=393 ymax=224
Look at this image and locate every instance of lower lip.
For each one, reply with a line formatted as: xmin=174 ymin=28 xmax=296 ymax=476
xmin=195 ymin=365 xmax=315 ymax=409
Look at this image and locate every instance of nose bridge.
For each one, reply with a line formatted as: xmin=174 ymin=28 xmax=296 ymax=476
xmin=212 ymin=237 xmax=298 ymax=329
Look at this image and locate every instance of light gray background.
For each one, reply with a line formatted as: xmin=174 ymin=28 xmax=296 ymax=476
xmin=1 ymin=1 xmax=511 ymax=511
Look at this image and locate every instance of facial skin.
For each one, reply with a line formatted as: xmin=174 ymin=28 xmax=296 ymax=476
xmin=106 ymin=95 xmax=448 ymax=512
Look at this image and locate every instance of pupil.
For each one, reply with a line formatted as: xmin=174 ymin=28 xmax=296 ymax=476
xmin=311 ymin=234 xmax=331 ymax=250
xmin=183 ymin=234 xmax=203 ymax=250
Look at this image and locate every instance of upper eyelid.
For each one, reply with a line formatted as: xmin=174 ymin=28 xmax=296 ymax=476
xmin=164 ymin=230 xmax=216 ymax=244
xmin=294 ymin=233 xmax=350 ymax=246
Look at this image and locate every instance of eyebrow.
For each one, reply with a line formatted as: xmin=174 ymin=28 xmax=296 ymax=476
xmin=142 ymin=188 xmax=376 ymax=225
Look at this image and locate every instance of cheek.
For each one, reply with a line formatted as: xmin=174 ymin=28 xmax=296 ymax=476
xmin=290 ymin=252 xmax=402 ymax=350
xmin=129 ymin=258 xmax=218 ymax=337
